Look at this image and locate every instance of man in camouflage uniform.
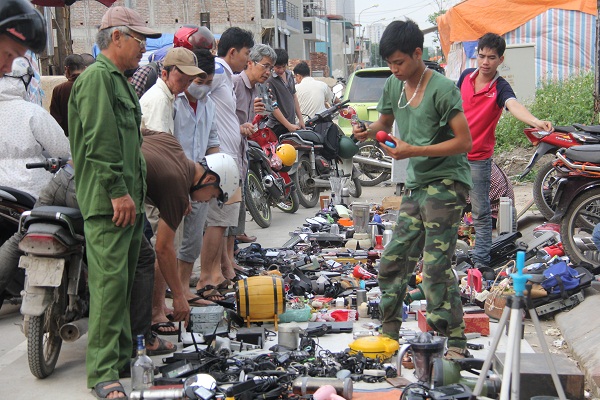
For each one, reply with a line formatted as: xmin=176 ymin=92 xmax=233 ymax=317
xmin=353 ymin=20 xmax=473 ymax=359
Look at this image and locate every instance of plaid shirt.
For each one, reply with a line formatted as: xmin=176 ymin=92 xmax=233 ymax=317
xmin=131 ymin=60 xmax=163 ymax=98
xmin=489 ymin=161 xmax=515 ymax=218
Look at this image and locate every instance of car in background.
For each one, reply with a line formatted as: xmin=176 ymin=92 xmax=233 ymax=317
xmin=337 ymin=61 xmax=445 ymax=136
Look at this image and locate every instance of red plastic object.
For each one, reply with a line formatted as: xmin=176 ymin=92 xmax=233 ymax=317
xmin=376 ymin=131 xmax=395 ymax=144
xmin=467 ymin=268 xmax=483 ymax=292
xmin=353 ymin=265 xmax=376 ymax=280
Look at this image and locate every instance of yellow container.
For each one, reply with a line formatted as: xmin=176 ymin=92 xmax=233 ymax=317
xmin=236 ymin=275 xmax=286 ymax=329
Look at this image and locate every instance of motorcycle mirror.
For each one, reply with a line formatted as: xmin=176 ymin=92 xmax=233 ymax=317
xmin=183 ymin=373 xmax=217 ymax=400
xmin=338 ymin=106 xmax=357 ymax=120
xmin=333 ymin=83 xmax=344 ymax=99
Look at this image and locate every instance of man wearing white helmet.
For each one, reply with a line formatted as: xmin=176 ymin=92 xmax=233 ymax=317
xmin=141 ymin=131 xmax=239 ymax=335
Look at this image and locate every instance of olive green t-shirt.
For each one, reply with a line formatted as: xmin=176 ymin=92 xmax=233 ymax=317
xmin=377 ymin=71 xmax=472 ymax=190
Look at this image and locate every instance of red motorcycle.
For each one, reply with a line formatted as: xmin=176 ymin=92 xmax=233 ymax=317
xmin=521 ymin=124 xmax=600 ymax=220
xmin=245 ymin=113 xmax=299 ymax=228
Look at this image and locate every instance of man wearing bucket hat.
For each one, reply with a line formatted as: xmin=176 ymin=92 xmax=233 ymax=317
xmin=140 ymin=47 xmax=206 ymax=135
xmin=67 ymin=6 xmax=161 ymax=399
xmin=139 ymin=46 xmax=207 ymax=337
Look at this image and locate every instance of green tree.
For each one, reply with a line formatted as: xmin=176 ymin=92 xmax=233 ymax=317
xmin=370 ymin=43 xmax=382 ymax=67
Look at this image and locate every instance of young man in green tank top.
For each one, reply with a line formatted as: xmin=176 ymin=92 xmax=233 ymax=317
xmin=353 ymin=19 xmax=473 ymax=360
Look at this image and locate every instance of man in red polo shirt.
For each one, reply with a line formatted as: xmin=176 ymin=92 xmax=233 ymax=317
xmin=457 ymin=33 xmax=552 ymax=269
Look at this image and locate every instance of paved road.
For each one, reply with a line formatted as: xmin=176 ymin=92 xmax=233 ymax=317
xmin=2 ymin=181 xmax=594 ymax=399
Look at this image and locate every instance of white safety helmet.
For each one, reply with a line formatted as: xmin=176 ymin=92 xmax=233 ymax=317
xmin=203 ymin=153 xmax=240 ymax=204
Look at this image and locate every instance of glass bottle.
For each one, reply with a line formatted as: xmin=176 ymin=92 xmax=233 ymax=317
xmin=131 ymin=334 xmax=154 ymax=390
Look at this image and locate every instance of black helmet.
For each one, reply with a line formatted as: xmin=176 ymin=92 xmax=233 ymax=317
xmin=0 ymin=0 xmax=47 ymax=53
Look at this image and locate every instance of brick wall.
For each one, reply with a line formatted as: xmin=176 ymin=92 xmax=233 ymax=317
xmin=69 ymin=0 xmax=259 ymax=54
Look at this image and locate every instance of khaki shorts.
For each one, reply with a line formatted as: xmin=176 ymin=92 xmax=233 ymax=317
xmin=206 ymin=198 xmax=240 ymax=228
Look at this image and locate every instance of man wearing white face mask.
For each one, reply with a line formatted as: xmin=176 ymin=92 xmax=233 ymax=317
xmin=147 ymin=49 xmax=220 ymax=327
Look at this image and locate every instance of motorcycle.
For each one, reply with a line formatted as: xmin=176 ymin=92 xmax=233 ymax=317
xmin=0 ymin=158 xmax=67 ymax=310
xmin=279 ymin=100 xmax=362 ymax=208
xmin=17 ymin=159 xmax=88 ymax=378
xmin=520 ymin=124 xmax=600 ymax=220
xmin=338 ymin=106 xmax=392 ymax=187
xmin=246 ymin=113 xmax=300 ymax=228
xmin=549 ymin=145 xmax=600 ymax=268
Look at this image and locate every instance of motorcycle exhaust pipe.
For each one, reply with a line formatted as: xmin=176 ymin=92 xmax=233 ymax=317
xmin=263 ymin=175 xmax=274 ymax=187
xmin=305 ymin=177 xmax=316 ymax=188
xmin=312 ymin=178 xmax=333 ymax=188
xmin=59 ymin=318 xmax=88 ymax=342
xmin=352 ymin=155 xmax=392 ymax=169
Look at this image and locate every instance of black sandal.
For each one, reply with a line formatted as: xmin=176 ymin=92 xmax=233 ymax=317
xmin=92 ymin=380 xmax=127 ymax=399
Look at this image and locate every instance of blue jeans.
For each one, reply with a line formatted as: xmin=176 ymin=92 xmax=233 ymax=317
xmin=469 ymin=159 xmax=492 ymax=266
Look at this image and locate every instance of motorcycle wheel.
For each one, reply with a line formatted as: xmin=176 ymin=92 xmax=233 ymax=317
xmin=245 ymin=169 xmax=271 ymax=228
xmin=27 ymin=278 xmax=66 ymax=378
xmin=275 ymin=189 xmax=300 ymax=214
xmin=293 ymin=156 xmax=320 ymax=208
xmin=348 ymin=176 xmax=362 ymax=198
xmin=353 ymin=141 xmax=391 ymax=187
xmin=560 ymin=187 xmax=600 ymax=267
xmin=533 ymin=160 xmax=560 ymax=220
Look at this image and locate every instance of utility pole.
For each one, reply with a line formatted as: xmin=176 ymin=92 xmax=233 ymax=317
xmin=36 ymin=6 xmax=73 ymax=75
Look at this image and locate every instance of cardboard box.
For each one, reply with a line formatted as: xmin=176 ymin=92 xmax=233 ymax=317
xmin=463 ymin=312 xmax=490 ymax=336
xmin=417 ymin=310 xmax=490 ymax=336
xmin=382 ymin=196 xmax=402 ymax=210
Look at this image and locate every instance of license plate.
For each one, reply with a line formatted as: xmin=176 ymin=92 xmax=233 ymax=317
xmin=19 ymin=256 xmax=64 ymax=287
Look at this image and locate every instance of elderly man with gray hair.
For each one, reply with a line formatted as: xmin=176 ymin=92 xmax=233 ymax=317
xmin=68 ymin=6 xmax=161 ymax=399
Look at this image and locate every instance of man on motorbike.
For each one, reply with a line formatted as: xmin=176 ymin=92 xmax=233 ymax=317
xmin=457 ymin=33 xmax=553 ymax=270
xmin=0 ymin=57 xmax=70 ymax=198
xmin=0 ymin=0 xmax=47 ymax=74
xmin=293 ymin=61 xmax=333 ymax=122
xmin=266 ymin=48 xmax=305 ymax=136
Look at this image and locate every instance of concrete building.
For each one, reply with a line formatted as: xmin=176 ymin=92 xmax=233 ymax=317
xmin=68 ymin=0 xmax=354 ymax=78
xmin=69 ymin=0 xmax=302 ymax=54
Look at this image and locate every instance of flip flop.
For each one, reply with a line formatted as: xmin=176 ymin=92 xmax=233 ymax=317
xmin=196 ymin=286 xmax=236 ymax=310
xmin=188 ymin=296 xmax=214 ymax=307
xmin=92 ymin=380 xmax=127 ymax=399
xmin=146 ymin=334 xmax=176 ymax=356
xmin=196 ymin=285 xmax=225 ymax=302
xmin=151 ymin=321 xmax=180 ymax=336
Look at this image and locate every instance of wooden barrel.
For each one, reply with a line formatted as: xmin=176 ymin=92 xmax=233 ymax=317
xmin=236 ymin=275 xmax=286 ymax=320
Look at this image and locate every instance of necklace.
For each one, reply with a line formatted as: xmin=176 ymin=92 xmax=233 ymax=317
xmin=397 ymin=67 xmax=428 ymax=109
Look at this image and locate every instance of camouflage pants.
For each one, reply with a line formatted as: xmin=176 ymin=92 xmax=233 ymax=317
xmin=378 ymin=179 xmax=467 ymax=348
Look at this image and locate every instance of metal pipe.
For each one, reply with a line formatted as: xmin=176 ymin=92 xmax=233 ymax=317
xmin=352 ymin=155 xmax=392 ymax=169
xmin=59 ymin=318 xmax=88 ymax=342
xmin=556 ymin=151 xmax=600 ymax=172
xmin=263 ymin=175 xmax=274 ymax=187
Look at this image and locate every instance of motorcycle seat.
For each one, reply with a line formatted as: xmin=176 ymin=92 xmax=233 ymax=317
xmin=248 ymin=140 xmax=262 ymax=149
xmin=554 ymin=125 xmax=578 ymax=133
xmin=564 ymin=144 xmax=600 ymax=164
xmin=573 ymin=123 xmax=600 ymax=134
xmin=0 ymin=186 xmax=36 ymax=208
xmin=28 ymin=206 xmax=84 ymax=235
xmin=296 ymin=129 xmax=325 ymax=145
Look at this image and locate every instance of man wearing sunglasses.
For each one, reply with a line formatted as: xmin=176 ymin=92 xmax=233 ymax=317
xmin=0 ymin=0 xmax=47 ymax=74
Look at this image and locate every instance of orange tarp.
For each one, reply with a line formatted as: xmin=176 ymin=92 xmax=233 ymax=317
xmin=436 ymin=0 xmax=597 ymax=56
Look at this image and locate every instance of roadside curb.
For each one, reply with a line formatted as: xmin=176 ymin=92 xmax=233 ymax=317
xmin=555 ymin=287 xmax=600 ymax=397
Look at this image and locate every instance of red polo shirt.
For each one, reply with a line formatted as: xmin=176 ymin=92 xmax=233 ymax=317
xmin=458 ymin=68 xmax=516 ymax=161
